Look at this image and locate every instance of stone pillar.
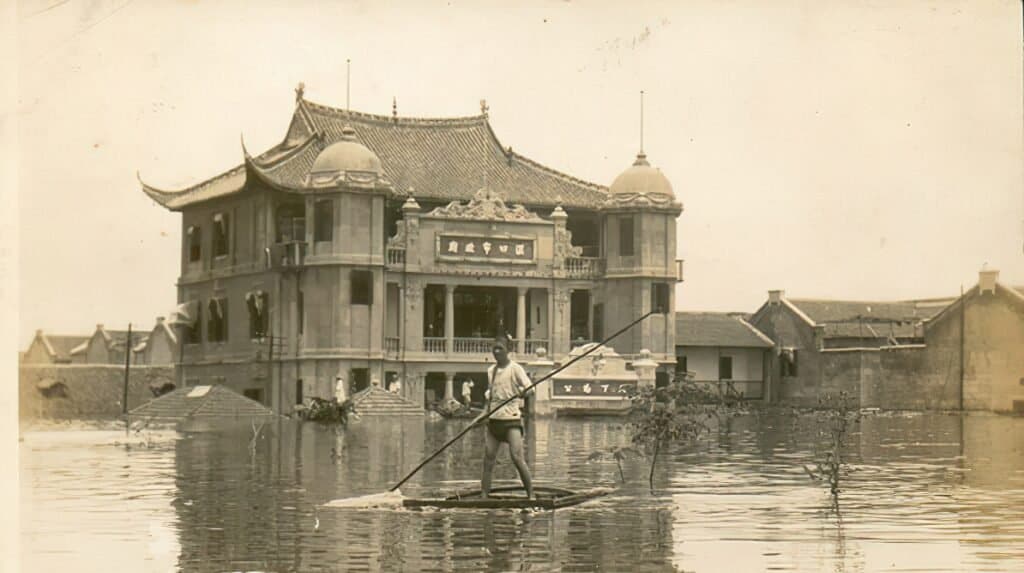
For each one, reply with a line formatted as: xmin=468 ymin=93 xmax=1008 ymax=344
xmin=401 ymin=197 xmax=421 ymax=269
xmin=528 ymin=348 xmax=555 ymax=416
xmin=404 ymin=278 xmax=424 ymax=354
xmin=633 ymin=349 xmax=658 ymax=391
xmin=552 ymin=287 xmax=571 ymax=358
xmin=550 ymin=205 xmax=568 ymax=275
xmin=444 ymin=372 xmax=455 ymax=402
xmin=445 ymin=284 xmax=455 ymax=355
xmin=516 ymin=287 xmax=528 ymax=355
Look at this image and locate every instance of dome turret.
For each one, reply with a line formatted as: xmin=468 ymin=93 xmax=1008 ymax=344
xmin=309 ymin=125 xmax=383 ymax=176
xmin=609 ymin=152 xmax=674 ymax=198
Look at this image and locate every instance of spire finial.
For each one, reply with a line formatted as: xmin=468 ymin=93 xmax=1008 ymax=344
xmin=480 ymin=99 xmax=489 ymax=190
xmin=639 ymin=90 xmax=645 ymax=155
xmin=346 ymin=59 xmax=351 ymax=113
xmin=295 ymin=82 xmax=305 ymax=103
xmin=392 ymin=96 xmax=397 ymax=121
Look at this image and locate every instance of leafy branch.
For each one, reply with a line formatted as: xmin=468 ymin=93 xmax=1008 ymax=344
xmin=801 ymin=391 xmax=862 ymax=501
xmin=628 ymin=375 xmax=749 ymax=492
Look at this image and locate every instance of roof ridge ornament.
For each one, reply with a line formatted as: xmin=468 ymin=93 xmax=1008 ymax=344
xmin=425 ymin=187 xmax=544 ymax=222
xmin=295 ymin=82 xmax=305 ymax=103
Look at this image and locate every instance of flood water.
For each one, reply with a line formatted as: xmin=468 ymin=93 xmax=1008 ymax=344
xmin=19 ymin=411 xmax=1024 ymax=572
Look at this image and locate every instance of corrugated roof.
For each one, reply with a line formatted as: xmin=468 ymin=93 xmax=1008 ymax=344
xmin=675 ymin=312 xmax=774 ymax=348
xmin=129 ymin=385 xmax=276 ymax=420
xmin=787 ymin=299 xmax=946 ymax=324
xmin=785 ymin=297 xmax=955 ymax=340
xmin=142 ymin=97 xmax=610 ymax=211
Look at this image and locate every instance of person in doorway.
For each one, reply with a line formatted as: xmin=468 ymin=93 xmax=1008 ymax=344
xmin=461 ymin=378 xmax=474 ymax=407
xmin=479 ymin=334 xmax=534 ymax=499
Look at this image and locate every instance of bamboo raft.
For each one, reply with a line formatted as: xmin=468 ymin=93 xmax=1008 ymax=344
xmin=402 ymin=485 xmax=612 ymax=510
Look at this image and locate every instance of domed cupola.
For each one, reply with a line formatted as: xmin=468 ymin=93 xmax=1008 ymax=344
xmin=305 ymin=125 xmax=384 ymax=188
xmin=609 ymin=152 xmax=674 ymax=198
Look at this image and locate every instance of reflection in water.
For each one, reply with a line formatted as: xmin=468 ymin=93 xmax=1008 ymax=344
xmin=19 ymin=412 xmax=1024 ymax=572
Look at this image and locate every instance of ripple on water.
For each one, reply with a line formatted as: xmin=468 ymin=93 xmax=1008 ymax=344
xmin=19 ymin=412 xmax=1024 ymax=572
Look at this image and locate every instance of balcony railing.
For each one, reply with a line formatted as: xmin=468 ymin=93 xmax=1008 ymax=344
xmin=387 ymin=248 xmax=406 ymax=266
xmin=385 ymin=337 xmax=400 ymax=355
xmin=423 ymin=337 xmax=447 ymax=354
xmin=452 ymin=338 xmax=493 ymax=354
xmin=422 ymin=337 xmax=550 ymax=355
xmin=566 ymin=257 xmax=605 ymax=278
xmin=691 ymin=379 xmax=765 ymax=401
xmin=267 ymin=241 xmax=307 ymax=270
xmin=524 ymin=339 xmax=549 ymax=355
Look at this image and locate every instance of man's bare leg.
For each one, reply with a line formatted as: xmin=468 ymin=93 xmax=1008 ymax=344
xmin=506 ymin=428 xmax=534 ymax=499
xmin=481 ymin=428 xmax=499 ymax=498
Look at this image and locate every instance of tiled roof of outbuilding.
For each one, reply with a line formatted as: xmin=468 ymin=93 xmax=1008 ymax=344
xmin=129 ymin=385 xmax=276 ymax=420
xmin=675 ymin=312 xmax=774 ymax=348
xmin=784 ymin=298 xmax=955 ymax=340
xmin=141 ymin=97 xmax=609 ymax=211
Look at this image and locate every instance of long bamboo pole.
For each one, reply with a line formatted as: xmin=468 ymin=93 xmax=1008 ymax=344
xmin=389 ymin=310 xmax=655 ymax=492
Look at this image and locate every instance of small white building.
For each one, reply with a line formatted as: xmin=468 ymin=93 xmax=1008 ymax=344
xmin=675 ymin=312 xmax=774 ymax=401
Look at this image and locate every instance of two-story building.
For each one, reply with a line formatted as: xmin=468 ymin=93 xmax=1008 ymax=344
xmin=141 ymin=88 xmax=683 ymax=413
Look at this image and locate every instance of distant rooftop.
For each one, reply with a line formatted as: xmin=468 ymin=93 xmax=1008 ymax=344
xmin=675 ymin=312 xmax=774 ymax=348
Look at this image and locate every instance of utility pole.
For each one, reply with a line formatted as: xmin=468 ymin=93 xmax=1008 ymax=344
xmin=123 ymin=323 xmax=132 ymax=434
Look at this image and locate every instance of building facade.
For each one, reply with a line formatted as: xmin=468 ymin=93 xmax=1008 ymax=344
xmin=674 ymin=312 xmax=774 ymax=401
xmin=749 ymin=270 xmax=1024 ymax=412
xmin=141 ymin=90 xmax=683 ymax=413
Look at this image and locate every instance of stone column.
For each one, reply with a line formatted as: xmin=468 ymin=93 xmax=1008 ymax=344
xmin=516 ymin=287 xmax=528 ymax=354
xmin=444 ymin=372 xmax=455 ymax=402
xmin=445 ymin=284 xmax=455 ymax=355
xmin=528 ymin=348 xmax=555 ymax=416
xmin=633 ymin=349 xmax=658 ymax=391
xmin=404 ymin=278 xmax=424 ymax=355
xmin=401 ymin=197 xmax=421 ymax=269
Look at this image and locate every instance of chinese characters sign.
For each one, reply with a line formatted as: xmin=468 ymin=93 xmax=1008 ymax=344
xmin=552 ymin=380 xmax=637 ymax=398
xmin=436 ymin=235 xmax=535 ymax=263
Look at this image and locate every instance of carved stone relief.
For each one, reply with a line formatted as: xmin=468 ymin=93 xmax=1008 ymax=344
xmin=425 ymin=188 xmax=544 ymax=222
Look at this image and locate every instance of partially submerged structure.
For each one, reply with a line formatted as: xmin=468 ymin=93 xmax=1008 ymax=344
xmin=141 ymin=87 xmax=684 ymax=414
xmin=750 ymin=269 xmax=1024 ymax=412
xmin=128 ymin=384 xmax=276 ymax=421
xmin=674 ymin=312 xmax=774 ymax=400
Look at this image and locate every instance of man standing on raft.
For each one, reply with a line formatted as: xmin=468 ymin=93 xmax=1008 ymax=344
xmin=480 ymin=334 xmax=534 ymax=499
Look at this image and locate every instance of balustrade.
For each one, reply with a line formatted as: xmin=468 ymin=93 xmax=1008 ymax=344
xmin=387 ymin=248 xmax=406 ymax=266
xmin=423 ymin=337 xmax=447 ymax=354
xmin=565 ymin=257 xmax=604 ymax=278
xmin=524 ymin=339 xmax=549 ymax=355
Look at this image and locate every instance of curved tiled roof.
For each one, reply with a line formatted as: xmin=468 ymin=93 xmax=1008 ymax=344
xmin=141 ymin=97 xmax=609 ymax=211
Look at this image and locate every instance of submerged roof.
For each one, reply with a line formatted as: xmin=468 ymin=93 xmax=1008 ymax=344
xmin=141 ymin=95 xmax=609 ymax=211
xmin=675 ymin=312 xmax=774 ymax=348
xmin=129 ymin=385 xmax=276 ymax=420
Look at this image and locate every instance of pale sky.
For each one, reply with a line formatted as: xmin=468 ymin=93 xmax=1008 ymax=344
xmin=11 ymin=0 xmax=1024 ymax=348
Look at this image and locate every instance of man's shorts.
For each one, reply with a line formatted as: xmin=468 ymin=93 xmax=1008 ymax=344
xmin=487 ymin=419 xmax=524 ymax=443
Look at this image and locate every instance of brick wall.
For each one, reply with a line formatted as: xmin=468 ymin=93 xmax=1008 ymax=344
xmin=20 ymin=364 xmax=175 ymax=420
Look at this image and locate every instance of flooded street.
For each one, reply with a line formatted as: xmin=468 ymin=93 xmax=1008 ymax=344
xmin=19 ymin=412 xmax=1024 ymax=572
